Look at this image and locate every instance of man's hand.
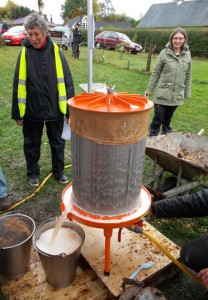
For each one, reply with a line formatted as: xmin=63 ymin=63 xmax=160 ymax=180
xmin=15 ymin=120 xmax=23 ymax=126
xmin=146 ymin=206 xmax=153 ymax=218
xmin=198 ymin=268 xmax=208 ymax=289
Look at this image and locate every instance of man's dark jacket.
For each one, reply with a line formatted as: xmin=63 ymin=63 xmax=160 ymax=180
xmin=152 ymin=189 xmax=208 ymax=218
xmin=12 ymin=36 xmax=75 ymax=121
xmin=73 ymin=27 xmax=81 ymax=44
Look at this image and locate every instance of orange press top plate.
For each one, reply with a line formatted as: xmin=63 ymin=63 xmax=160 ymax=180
xmin=68 ymin=92 xmax=153 ymax=113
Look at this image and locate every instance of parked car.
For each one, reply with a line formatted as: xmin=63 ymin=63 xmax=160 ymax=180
xmin=2 ymin=25 xmax=27 ymax=45
xmin=95 ymin=31 xmax=142 ymax=54
xmin=49 ymin=26 xmax=70 ymax=50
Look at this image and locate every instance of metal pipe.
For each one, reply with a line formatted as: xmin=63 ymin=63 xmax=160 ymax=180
xmin=87 ymin=0 xmax=93 ymax=93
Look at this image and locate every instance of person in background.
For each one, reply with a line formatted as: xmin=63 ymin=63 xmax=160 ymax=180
xmin=148 ymin=189 xmax=208 ymax=290
xmin=73 ymin=23 xmax=81 ymax=59
xmin=144 ymin=28 xmax=192 ymax=136
xmin=69 ymin=28 xmax=74 ymax=56
xmin=0 ymin=166 xmax=11 ymax=210
xmin=2 ymin=22 xmax=9 ymax=33
xmin=12 ymin=13 xmax=75 ymax=187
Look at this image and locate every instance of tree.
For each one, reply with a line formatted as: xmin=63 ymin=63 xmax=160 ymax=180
xmin=1 ymin=0 xmax=16 ymax=19
xmin=60 ymin=0 xmax=138 ymax=26
xmin=98 ymin=0 xmax=115 ymax=17
xmin=96 ymin=12 xmax=138 ymax=27
xmin=10 ymin=5 xmax=33 ymax=19
xmin=38 ymin=0 xmax=44 ymax=16
xmin=0 ymin=0 xmax=34 ymax=19
xmin=61 ymin=0 xmax=100 ymax=20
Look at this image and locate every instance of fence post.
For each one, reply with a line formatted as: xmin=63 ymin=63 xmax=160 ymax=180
xmin=127 ymin=57 xmax=131 ymax=69
xmin=102 ymin=52 xmax=105 ymax=63
xmin=146 ymin=43 xmax=155 ymax=72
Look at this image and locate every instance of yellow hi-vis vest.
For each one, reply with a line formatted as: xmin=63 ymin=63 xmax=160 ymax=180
xmin=17 ymin=42 xmax=67 ymax=118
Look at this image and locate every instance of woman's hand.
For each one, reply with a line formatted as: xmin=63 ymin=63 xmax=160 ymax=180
xmin=15 ymin=120 xmax=23 ymax=126
xmin=144 ymin=92 xmax=150 ymax=98
xmin=198 ymin=268 xmax=208 ymax=289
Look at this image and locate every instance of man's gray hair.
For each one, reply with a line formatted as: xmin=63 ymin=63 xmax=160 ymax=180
xmin=24 ymin=13 xmax=48 ymax=34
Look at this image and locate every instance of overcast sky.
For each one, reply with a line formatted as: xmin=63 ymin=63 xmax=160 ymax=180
xmin=0 ymin=0 xmax=173 ymax=24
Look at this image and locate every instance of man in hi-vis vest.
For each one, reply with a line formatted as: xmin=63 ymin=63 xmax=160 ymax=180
xmin=12 ymin=13 xmax=75 ymax=187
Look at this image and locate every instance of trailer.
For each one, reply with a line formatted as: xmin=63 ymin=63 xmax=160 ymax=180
xmin=49 ymin=30 xmax=69 ymax=50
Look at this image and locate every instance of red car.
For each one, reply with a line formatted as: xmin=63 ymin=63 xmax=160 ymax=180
xmin=2 ymin=25 xmax=27 ymax=46
xmin=95 ymin=31 xmax=143 ymax=54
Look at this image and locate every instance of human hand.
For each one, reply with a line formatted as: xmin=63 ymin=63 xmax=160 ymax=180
xmin=66 ymin=117 xmax=70 ymax=125
xmin=144 ymin=92 xmax=149 ymax=98
xmin=146 ymin=205 xmax=154 ymax=218
xmin=15 ymin=120 xmax=23 ymax=126
xmin=198 ymin=268 xmax=208 ymax=289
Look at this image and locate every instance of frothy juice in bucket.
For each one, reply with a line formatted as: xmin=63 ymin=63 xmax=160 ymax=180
xmin=36 ymin=227 xmax=82 ymax=255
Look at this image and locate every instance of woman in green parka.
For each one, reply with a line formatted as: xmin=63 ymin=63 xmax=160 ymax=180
xmin=144 ymin=28 xmax=192 ymax=136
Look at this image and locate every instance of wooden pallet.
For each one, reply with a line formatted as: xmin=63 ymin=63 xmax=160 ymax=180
xmin=1 ymin=222 xmax=180 ymax=299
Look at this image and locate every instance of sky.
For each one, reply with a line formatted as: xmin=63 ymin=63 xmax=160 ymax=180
xmin=0 ymin=0 xmax=173 ymax=24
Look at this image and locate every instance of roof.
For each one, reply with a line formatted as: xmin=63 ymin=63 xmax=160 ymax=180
xmin=65 ymin=17 xmax=83 ymax=28
xmin=138 ymin=0 xmax=208 ymax=28
xmin=95 ymin=21 xmax=131 ymax=29
xmin=12 ymin=16 xmax=59 ymax=27
xmin=65 ymin=15 xmax=131 ymax=29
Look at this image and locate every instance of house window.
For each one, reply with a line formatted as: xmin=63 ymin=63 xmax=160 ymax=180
xmin=82 ymin=22 xmax=87 ymax=29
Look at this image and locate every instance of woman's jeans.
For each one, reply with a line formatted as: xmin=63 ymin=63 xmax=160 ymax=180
xmin=150 ymin=104 xmax=178 ymax=136
xmin=0 ymin=166 xmax=7 ymax=198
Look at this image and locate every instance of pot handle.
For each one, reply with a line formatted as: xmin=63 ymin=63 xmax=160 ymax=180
xmin=60 ymin=253 xmax=67 ymax=258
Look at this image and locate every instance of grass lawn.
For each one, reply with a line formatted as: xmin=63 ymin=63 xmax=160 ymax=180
xmin=0 ymin=45 xmax=208 ymax=299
